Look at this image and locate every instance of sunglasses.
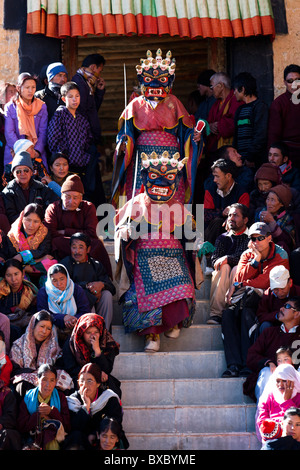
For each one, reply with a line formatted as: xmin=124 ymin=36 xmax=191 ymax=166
xmin=249 ymin=235 xmax=266 ymax=242
xmin=286 ymin=78 xmax=299 ymax=84
xmin=15 ymin=168 xmax=30 ymax=175
xmin=283 ymin=303 xmax=297 ymax=311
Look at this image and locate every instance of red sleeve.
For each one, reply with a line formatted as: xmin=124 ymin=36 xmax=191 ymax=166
xmin=204 ymin=190 xmax=215 ymax=209
xmin=0 ymin=356 xmax=12 ymax=387
xmin=238 ymin=192 xmax=250 ymax=207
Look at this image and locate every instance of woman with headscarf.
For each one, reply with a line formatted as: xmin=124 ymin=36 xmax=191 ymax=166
xmin=257 ymin=183 xmax=295 ymax=254
xmin=36 ymin=264 xmax=90 ymax=340
xmin=18 ymin=363 xmax=70 ymax=450
xmin=7 ymin=202 xmax=56 ymax=285
xmin=63 ymin=363 xmax=127 ymax=450
xmin=9 ymin=310 xmax=73 ymax=399
xmin=257 ymin=363 xmax=300 ymax=442
xmin=61 ymin=313 xmax=121 ymax=396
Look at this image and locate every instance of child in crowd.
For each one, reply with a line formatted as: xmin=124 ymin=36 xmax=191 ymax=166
xmin=47 ymin=81 xmax=92 ymax=186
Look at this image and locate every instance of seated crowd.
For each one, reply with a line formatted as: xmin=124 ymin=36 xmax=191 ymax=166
xmin=195 ymin=65 xmax=300 ymax=449
xmin=1 ymin=59 xmax=300 ymax=450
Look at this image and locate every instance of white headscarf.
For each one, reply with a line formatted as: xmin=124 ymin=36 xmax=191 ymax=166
xmin=263 ymin=364 xmax=300 ymax=404
xmin=45 ymin=264 xmax=77 ymax=316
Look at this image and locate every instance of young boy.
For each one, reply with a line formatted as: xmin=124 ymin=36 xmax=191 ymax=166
xmin=47 ymin=81 xmax=92 ymax=181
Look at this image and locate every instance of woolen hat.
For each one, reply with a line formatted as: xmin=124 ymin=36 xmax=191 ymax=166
xmin=46 ymin=62 xmax=68 ymax=82
xmin=13 ymin=139 xmax=33 ymax=154
xmin=270 ymin=265 xmax=290 ymax=290
xmin=11 ymin=151 xmax=33 ymax=172
xmin=268 ymin=184 xmax=292 ymax=209
xmin=260 ymin=419 xmax=282 ymax=441
xmin=248 ymin=222 xmax=271 ymax=237
xmin=61 ymin=174 xmax=84 ymax=194
xmin=254 ymin=163 xmax=282 ymax=185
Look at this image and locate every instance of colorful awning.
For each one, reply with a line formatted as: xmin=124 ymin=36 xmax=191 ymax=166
xmin=26 ymin=0 xmax=275 ymax=40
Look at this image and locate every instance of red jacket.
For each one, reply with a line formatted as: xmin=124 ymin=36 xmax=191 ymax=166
xmin=234 ymin=242 xmax=289 ymax=290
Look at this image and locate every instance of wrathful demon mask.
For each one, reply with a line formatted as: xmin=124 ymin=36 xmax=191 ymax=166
xmin=140 ymin=151 xmax=188 ymax=202
xmin=136 ymin=49 xmax=176 ymax=101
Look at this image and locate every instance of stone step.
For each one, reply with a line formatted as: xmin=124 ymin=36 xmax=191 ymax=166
xmin=122 ymin=404 xmax=257 ymax=434
xmin=113 ymin=350 xmax=227 ymax=380
xmin=112 ymin=324 xmax=223 ymax=352
xmin=124 ymin=432 xmax=261 ymax=451
xmin=120 ymin=378 xmax=253 ymax=406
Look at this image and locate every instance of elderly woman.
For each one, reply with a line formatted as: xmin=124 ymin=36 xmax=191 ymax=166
xmin=257 ymin=183 xmax=295 ymax=253
xmin=43 ymin=174 xmax=112 ymax=277
xmin=63 ymin=363 xmax=125 ymax=450
xmin=18 ymin=364 xmax=70 ymax=450
xmin=62 ymin=313 xmax=120 ymax=396
xmin=36 ymin=264 xmax=90 ymax=339
xmin=3 ymin=73 xmax=48 ymax=170
xmin=0 ymin=258 xmax=38 ymax=346
xmin=7 ymin=202 xmax=55 ymax=285
xmin=256 ymin=364 xmax=300 ymax=442
xmin=9 ymin=310 xmax=73 ymax=400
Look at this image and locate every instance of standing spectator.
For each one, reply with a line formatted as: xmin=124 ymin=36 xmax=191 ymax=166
xmin=268 ymin=141 xmax=300 ymax=192
xmin=72 ymin=54 xmax=106 ymax=206
xmin=195 ymin=69 xmax=216 ymax=122
xmin=2 ymin=151 xmax=59 ymax=224
xmin=47 ymin=81 xmax=93 ymax=191
xmin=35 ymin=62 xmax=68 ymax=122
xmin=204 ymin=158 xmax=250 ymax=245
xmin=268 ymin=64 xmax=300 ymax=169
xmin=205 ymin=72 xmax=242 ymax=175
xmin=233 ymin=72 xmax=269 ymax=169
xmin=4 ymin=73 xmax=48 ymax=171
xmin=208 ymin=203 xmax=249 ymax=325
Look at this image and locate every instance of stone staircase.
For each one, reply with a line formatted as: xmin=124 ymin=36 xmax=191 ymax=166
xmin=105 ymin=241 xmax=261 ymax=450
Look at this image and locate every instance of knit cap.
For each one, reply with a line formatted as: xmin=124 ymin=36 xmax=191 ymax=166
xmin=61 ymin=174 xmax=84 ymax=194
xmin=11 ymin=151 xmax=33 ymax=173
xmin=268 ymin=184 xmax=292 ymax=209
xmin=13 ymin=139 xmax=33 ymax=154
xmin=260 ymin=419 xmax=282 ymax=441
xmin=254 ymin=163 xmax=282 ymax=185
xmin=46 ymin=62 xmax=68 ymax=82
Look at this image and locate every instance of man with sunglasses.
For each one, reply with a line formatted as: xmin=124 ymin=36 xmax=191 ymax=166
xmin=2 ymin=151 xmax=59 ymax=224
xmin=268 ymin=64 xmax=300 ymax=168
xmin=243 ymin=296 xmax=300 ymax=402
xmin=221 ymin=222 xmax=289 ymax=378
